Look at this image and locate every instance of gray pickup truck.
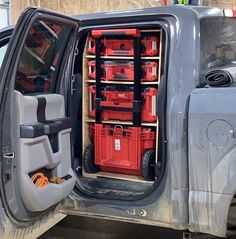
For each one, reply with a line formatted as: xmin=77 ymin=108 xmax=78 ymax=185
xmin=0 ymin=5 xmax=236 ymax=239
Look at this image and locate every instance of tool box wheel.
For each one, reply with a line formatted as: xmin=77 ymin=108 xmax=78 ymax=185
xmin=84 ymin=144 xmax=100 ymax=173
xmin=141 ymin=150 xmax=155 ymax=181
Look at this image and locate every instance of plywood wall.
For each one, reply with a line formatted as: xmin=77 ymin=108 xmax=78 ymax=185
xmin=10 ymin=0 xmax=236 ymax=25
xmin=203 ymin=0 xmax=236 ymax=9
xmin=10 ymin=0 xmax=166 ymax=24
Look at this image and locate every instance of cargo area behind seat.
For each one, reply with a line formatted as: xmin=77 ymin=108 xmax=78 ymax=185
xmin=75 ymin=27 xmax=165 ymax=195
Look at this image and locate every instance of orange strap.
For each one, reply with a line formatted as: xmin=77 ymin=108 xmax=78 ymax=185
xmin=31 ymin=173 xmax=49 ymax=189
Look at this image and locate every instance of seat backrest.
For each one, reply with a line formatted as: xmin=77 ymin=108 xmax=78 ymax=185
xmin=14 ymin=90 xmax=65 ymax=125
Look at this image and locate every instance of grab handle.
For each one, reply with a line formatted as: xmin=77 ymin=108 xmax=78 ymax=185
xmin=92 ymin=29 xmax=141 ymax=38
xmin=113 ymin=125 xmax=124 ymax=137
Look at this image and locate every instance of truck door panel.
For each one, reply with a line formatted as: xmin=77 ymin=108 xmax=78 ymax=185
xmin=0 ymin=8 xmax=79 ymax=221
xmin=188 ymin=87 xmax=236 ymax=236
xmin=14 ymin=91 xmax=75 ymax=211
xmin=11 ymin=18 xmax=78 ymax=212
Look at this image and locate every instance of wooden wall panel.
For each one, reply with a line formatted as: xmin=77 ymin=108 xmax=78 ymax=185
xmin=11 ymin=0 xmax=171 ymax=24
xmin=10 ymin=0 xmax=236 ymax=24
xmin=79 ymin=0 xmax=99 ymax=14
xmin=203 ymin=0 xmax=236 ymax=8
xmin=11 ymin=0 xmax=137 ymax=24
xmin=100 ymin=0 xmax=123 ymax=12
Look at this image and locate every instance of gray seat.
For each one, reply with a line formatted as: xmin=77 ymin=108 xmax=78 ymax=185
xmin=14 ymin=90 xmax=76 ymax=212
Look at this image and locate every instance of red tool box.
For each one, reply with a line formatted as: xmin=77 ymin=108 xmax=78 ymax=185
xmin=88 ymin=60 xmax=158 ymax=82
xmin=90 ymin=124 xmax=155 ymax=176
xmin=89 ymin=85 xmax=157 ymax=122
xmin=88 ymin=35 xmax=159 ymax=56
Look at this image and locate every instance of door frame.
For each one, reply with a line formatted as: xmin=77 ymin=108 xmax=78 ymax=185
xmin=0 ymin=26 xmax=13 ymax=45
xmin=0 ymin=26 xmax=13 ymax=68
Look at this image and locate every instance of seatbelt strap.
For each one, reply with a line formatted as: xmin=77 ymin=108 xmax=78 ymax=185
xmin=70 ymin=74 xmax=82 ymax=169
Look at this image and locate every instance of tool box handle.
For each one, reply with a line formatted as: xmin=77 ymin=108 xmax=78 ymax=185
xmin=114 ymin=125 xmax=124 ymax=131
xmin=100 ymin=101 xmax=133 ymax=109
xmin=92 ymin=29 xmax=141 ymax=38
xmin=113 ymin=125 xmax=125 ymax=137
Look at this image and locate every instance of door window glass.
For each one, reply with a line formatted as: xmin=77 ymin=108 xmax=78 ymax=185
xmin=0 ymin=8 xmax=9 ymax=29
xmin=0 ymin=43 xmax=8 ymax=68
xmin=15 ymin=20 xmax=74 ymax=94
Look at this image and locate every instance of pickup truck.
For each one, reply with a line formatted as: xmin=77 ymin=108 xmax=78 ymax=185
xmin=0 ymin=5 xmax=236 ymax=239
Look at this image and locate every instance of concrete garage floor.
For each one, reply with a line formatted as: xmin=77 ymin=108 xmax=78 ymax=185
xmin=39 ymin=215 xmax=236 ymax=239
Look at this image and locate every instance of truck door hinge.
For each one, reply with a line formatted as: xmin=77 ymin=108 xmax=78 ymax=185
xmin=71 ymin=75 xmax=76 ymax=95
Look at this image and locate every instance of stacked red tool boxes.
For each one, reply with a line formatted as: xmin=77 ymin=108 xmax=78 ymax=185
xmin=84 ymin=28 xmax=159 ymax=180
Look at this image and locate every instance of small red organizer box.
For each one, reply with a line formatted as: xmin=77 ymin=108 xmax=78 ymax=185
xmin=88 ymin=60 xmax=158 ymax=82
xmin=89 ymin=85 xmax=157 ymax=122
xmin=88 ymin=33 xmax=159 ymax=56
xmin=90 ymin=124 xmax=155 ymax=175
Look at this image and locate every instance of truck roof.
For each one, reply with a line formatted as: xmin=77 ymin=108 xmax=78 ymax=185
xmin=74 ymin=5 xmax=224 ymax=22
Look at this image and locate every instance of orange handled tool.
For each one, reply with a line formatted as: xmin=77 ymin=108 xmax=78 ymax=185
xmin=31 ymin=173 xmax=49 ymax=189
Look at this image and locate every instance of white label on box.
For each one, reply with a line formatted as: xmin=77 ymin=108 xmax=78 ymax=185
xmin=152 ymin=66 xmax=157 ymax=76
xmin=152 ymin=95 xmax=157 ymax=116
xmin=115 ymin=139 xmax=121 ymax=151
xmin=152 ymin=41 xmax=157 ymax=50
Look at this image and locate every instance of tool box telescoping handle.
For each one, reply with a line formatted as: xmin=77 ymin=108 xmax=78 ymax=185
xmin=92 ymin=29 xmax=141 ymax=38
xmin=94 ymin=30 xmax=142 ymax=126
xmin=133 ymin=36 xmax=142 ymax=126
xmin=95 ymin=37 xmax=102 ymax=123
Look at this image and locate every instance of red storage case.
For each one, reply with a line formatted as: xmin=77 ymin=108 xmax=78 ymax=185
xmin=92 ymin=124 xmax=155 ymax=175
xmin=141 ymin=35 xmax=159 ymax=56
xmin=92 ymin=29 xmax=141 ymax=38
xmin=88 ymin=60 xmax=158 ymax=82
xmin=89 ymin=85 xmax=157 ymax=122
xmin=88 ymin=35 xmax=159 ymax=56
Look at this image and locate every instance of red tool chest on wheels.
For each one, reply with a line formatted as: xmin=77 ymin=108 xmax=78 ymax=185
xmin=89 ymin=85 xmax=157 ymax=122
xmin=90 ymin=124 xmax=155 ymax=176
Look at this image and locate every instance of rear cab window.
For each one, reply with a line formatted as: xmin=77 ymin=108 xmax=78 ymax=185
xmin=200 ymin=17 xmax=236 ymax=77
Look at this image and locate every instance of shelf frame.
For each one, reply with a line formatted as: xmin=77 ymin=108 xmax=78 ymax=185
xmin=82 ymin=27 xmax=163 ymax=180
xmin=85 ymin=118 xmax=158 ymax=127
xmin=83 ymin=171 xmax=154 ymax=183
xmin=85 ymin=55 xmax=160 ymax=60
xmin=84 ymin=79 xmax=159 ymax=85
xmin=39 ymin=21 xmax=58 ymax=39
